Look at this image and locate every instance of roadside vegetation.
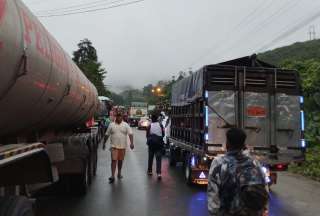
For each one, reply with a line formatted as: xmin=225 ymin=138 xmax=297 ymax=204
xmin=259 ymin=39 xmax=320 ymax=181
xmin=280 ymin=59 xmax=320 ymax=181
xmin=289 ymin=145 xmax=320 ymax=181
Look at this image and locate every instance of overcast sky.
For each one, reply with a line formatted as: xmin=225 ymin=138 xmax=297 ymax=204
xmin=23 ymin=0 xmax=320 ymax=93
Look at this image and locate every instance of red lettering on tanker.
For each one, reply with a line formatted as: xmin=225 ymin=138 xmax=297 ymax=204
xmin=19 ymin=7 xmax=68 ymax=72
xmin=0 ymin=0 xmax=6 ymax=51
xmin=0 ymin=0 xmax=6 ymax=23
xmin=247 ymin=106 xmax=266 ymax=117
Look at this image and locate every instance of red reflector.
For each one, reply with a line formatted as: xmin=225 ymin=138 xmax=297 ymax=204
xmin=276 ymin=164 xmax=284 ymax=169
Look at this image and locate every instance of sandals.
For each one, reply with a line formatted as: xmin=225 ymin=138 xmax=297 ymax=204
xmin=108 ymin=177 xmax=115 ymax=184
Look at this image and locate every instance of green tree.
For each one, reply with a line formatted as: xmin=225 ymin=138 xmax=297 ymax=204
xmin=281 ymin=59 xmax=320 ymax=145
xmin=73 ymin=39 xmax=109 ymax=96
xmin=110 ymin=92 xmax=125 ymax=105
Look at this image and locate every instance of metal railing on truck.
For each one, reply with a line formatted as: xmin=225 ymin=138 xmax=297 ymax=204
xmin=171 ymin=99 xmax=205 ymax=152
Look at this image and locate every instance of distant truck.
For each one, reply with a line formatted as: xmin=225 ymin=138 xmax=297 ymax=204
xmin=97 ymin=96 xmax=113 ymax=137
xmin=97 ymin=96 xmax=113 ymax=118
xmin=128 ymin=102 xmax=148 ymax=127
xmin=169 ymin=55 xmax=306 ymax=185
xmin=0 ymin=0 xmax=104 ymax=214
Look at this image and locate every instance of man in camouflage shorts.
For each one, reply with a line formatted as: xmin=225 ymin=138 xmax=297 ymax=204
xmin=207 ymin=128 xmax=268 ymax=216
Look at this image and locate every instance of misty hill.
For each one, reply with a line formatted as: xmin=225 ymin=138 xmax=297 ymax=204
xmin=120 ymin=89 xmax=145 ymax=105
xmin=259 ymin=39 xmax=320 ymax=66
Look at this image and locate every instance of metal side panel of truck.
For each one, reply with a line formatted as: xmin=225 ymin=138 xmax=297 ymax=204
xmin=0 ymin=0 xmax=104 ymax=214
xmin=169 ymin=55 xmax=305 ymax=185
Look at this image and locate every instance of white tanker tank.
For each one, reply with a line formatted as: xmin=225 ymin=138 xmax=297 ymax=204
xmin=0 ymin=0 xmax=99 ymax=137
xmin=0 ymin=1 xmax=103 ymax=213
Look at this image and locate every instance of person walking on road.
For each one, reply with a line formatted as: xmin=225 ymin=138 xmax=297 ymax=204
xmin=146 ymin=114 xmax=165 ymax=180
xmin=103 ymin=112 xmax=134 ymax=184
xmin=207 ymin=128 xmax=268 ymax=216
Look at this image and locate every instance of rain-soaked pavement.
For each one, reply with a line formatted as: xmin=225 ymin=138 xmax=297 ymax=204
xmin=36 ymin=129 xmax=320 ymax=216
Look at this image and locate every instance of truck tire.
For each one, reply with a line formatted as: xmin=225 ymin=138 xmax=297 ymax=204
xmin=0 ymin=196 xmax=34 ymax=216
xmin=93 ymin=151 xmax=98 ymax=176
xmin=88 ymin=156 xmax=93 ymax=185
xmin=71 ymin=161 xmax=89 ymax=195
xmin=169 ymin=148 xmax=177 ymax=167
xmin=79 ymin=161 xmax=89 ymax=195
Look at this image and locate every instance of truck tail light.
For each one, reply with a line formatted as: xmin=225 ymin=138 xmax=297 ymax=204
xmin=276 ymin=164 xmax=284 ymax=169
xmin=271 ymin=163 xmax=287 ymax=171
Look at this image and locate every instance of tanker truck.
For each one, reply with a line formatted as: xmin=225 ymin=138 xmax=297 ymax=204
xmin=0 ymin=0 xmax=103 ymax=214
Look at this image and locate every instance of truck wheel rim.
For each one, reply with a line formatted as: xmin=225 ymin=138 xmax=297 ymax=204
xmin=85 ymin=165 xmax=88 ymax=186
xmin=185 ymin=165 xmax=190 ymax=180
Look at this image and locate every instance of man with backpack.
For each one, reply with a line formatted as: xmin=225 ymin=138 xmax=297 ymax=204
xmin=207 ymin=128 xmax=268 ymax=216
xmin=146 ymin=114 xmax=165 ymax=180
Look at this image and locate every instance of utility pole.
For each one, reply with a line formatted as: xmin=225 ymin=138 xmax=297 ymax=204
xmin=309 ymin=25 xmax=316 ymax=40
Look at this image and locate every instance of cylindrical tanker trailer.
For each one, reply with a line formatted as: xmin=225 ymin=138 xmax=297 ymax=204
xmin=0 ymin=0 xmax=103 ymax=213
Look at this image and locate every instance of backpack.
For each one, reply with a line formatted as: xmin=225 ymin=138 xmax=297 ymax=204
xmin=221 ymin=159 xmax=269 ymax=216
xmin=146 ymin=122 xmax=164 ymax=150
xmin=234 ymin=160 xmax=269 ymax=215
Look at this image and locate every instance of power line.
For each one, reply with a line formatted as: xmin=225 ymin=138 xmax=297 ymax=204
xmin=37 ymin=0 xmax=145 ymax=18
xmin=232 ymin=0 xmax=274 ymax=33
xmin=188 ymin=0 xmax=302 ymax=68
xmin=216 ymin=0 xmax=301 ymax=59
xmin=257 ymin=9 xmax=320 ymax=52
xmin=34 ymin=0 xmax=125 ymax=14
xmin=183 ymin=0 xmax=274 ymax=71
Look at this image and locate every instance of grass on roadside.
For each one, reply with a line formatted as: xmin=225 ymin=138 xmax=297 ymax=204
xmin=289 ymin=145 xmax=320 ymax=181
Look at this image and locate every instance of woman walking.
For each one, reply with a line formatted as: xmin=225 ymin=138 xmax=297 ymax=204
xmin=146 ymin=114 xmax=165 ymax=180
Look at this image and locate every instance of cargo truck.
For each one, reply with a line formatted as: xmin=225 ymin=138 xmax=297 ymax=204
xmin=0 ymin=0 xmax=103 ymax=214
xmin=169 ymin=55 xmax=306 ymax=186
xmin=128 ymin=102 xmax=148 ymax=127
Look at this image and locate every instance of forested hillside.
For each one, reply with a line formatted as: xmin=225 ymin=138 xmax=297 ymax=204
xmin=259 ymin=39 xmax=320 ymax=66
xmin=260 ymin=40 xmax=320 ymax=181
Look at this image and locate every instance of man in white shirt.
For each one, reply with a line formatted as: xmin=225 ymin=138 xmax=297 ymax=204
xmin=103 ymin=112 xmax=134 ymax=183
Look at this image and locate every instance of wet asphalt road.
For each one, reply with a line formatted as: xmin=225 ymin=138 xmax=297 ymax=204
xmin=36 ymin=129 xmax=320 ymax=216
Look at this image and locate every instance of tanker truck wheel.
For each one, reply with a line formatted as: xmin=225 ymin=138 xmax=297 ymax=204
xmin=71 ymin=160 xmax=89 ymax=195
xmin=0 ymin=196 xmax=34 ymax=216
xmin=92 ymin=151 xmax=98 ymax=176
xmin=169 ymin=147 xmax=177 ymax=167
xmin=184 ymin=156 xmax=193 ymax=185
xmin=79 ymin=161 xmax=89 ymax=195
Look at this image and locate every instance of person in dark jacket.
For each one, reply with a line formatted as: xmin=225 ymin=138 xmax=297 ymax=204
xmin=208 ymin=128 xmax=268 ymax=216
xmin=146 ymin=114 xmax=165 ymax=180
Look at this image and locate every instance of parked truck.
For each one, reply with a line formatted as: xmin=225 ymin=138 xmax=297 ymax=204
xmin=0 ymin=0 xmax=103 ymax=214
xmin=169 ymin=55 xmax=305 ymax=186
